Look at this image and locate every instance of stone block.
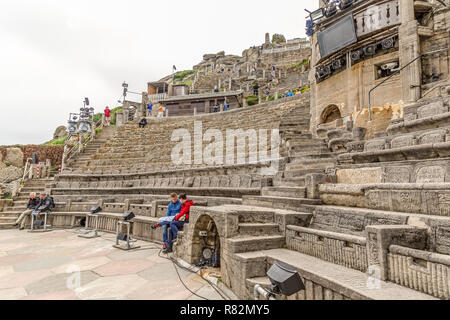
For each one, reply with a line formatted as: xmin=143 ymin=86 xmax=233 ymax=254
xmin=364 ymin=139 xmax=386 ymax=152
xmin=416 ymin=166 xmax=446 ymax=183
xmin=337 ymin=168 xmax=382 ymax=184
xmin=418 ymin=130 xmax=447 ymax=145
xmin=417 ymin=101 xmax=447 ymax=119
xmin=382 ymin=166 xmax=411 ymax=183
xmin=390 ymin=135 xmax=416 ymax=149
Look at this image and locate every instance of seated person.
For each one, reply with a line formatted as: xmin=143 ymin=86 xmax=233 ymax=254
xmin=151 ymin=193 xmax=181 ymax=249
xmin=164 ymin=193 xmax=194 ymax=253
xmin=14 ymin=193 xmax=39 ymax=230
xmin=139 ymin=116 xmax=148 ymax=128
xmin=32 ymin=193 xmax=54 ymax=222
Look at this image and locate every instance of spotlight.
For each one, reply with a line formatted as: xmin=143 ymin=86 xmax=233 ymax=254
xmin=90 ymin=206 xmax=102 ymax=214
xmin=325 ymin=1 xmax=337 ymax=17
xmin=309 ymin=8 xmax=324 ymax=21
xmin=78 ymin=121 xmax=91 ymax=133
xmin=123 ymin=211 xmax=135 ymax=222
xmin=363 ymin=44 xmax=377 ymax=56
xmin=339 ymin=0 xmax=353 ymax=10
xmin=351 ymin=49 xmax=363 ymax=61
xmin=332 ymin=57 xmax=346 ymax=70
xmin=67 ymin=121 xmax=78 ymax=133
xmin=84 ymin=97 xmax=90 ymax=106
xmin=381 ymin=37 xmax=395 ymax=50
xmin=267 ymin=261 xmax=305 ymax=297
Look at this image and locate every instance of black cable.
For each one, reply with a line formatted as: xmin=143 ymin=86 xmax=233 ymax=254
xmin=158 ymin=249 xmax=210 ymax=300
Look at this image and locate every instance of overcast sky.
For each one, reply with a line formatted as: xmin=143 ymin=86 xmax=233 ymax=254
xmin=0 ymin=0 xmax=315 ymax=145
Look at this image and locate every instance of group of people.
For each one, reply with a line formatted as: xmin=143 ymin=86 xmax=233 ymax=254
xmin=151 ymin=193 xmax=194 ymax=254
xmin=14 ymin=193 xmax=54 ymax=230
xmin=147 ymin=103 xmax=165 ymax=118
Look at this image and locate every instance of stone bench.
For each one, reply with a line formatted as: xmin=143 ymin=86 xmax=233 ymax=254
xmin=286 ymin=225 xmax=368 ymax=272
xmin=387 ymin=245 xmax=450 ymax=300
xmin=338 ymin=141 xmax=450 ymax=164
xmin=319 ymin=183 xmax=450 ymax=216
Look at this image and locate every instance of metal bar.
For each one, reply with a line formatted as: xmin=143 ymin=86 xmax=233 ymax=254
xmin=368 ymin=47 xmax=450 ymax=121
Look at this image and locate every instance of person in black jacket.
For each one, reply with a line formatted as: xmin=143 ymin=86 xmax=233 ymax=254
xmin=34 ymin=193 xmax=53 ymax=215
xmin=15 ymin=193 xmax=39 ymax=230
xmin=139 ymin=116 xmax=147 ymax=128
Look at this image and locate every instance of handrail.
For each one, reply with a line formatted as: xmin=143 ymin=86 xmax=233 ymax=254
xmin=368 ymin=47 xmax=450 ymax=121
xmin=64 ymin=119 xmax=104 ymax=166
xmin=21 ymin=158 xmax=33 ymax=182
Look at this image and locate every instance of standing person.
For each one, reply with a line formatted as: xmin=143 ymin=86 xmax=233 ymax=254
xmin=164 ymin=194 xmax=194 ymax=253
xmin=151 ymin=193 xmax=181 ymax=249
xmin=157 ymin=105 xmax=164 ymax=118
xmin=104 ymin=107 xmax=111 ymax=126
xmin=14 ymin=193 xmax=39 ymax=230
xmin=147 ymin=103 xmax=153 ymax=117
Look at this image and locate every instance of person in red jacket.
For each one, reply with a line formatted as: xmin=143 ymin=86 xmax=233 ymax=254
xmin=164 ymin=193 xmax=194 ymax=253
xmin=104 ymin=107 xmax=111 ymax=126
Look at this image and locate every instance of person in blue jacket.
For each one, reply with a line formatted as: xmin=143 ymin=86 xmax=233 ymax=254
xmin=151 ymin=193 xmax=181 ymax=248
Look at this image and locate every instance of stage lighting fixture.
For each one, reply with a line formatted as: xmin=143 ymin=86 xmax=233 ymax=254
xmin=381 ymin=37 xmax=395 ymax=50
xmin=363 ymin=44 xmax=377 ymax=56
xmin=67 ymin=121 xmax=78 ymax=133
xmin=78 ymin=121 xmax=91 ymax=133
xmin=310 ymin=8 xmax=324 ymax=21
xmin=339 ymin=0 xmax=353 ymax=10
xmin=351 ymin=49 xmax=363 ymax=61
xmin=84 ymin=97 xmax=90 ymax=106
xmin=123 ymin=211 xmax=135 ymax=222
xmin=267 ymin=261 xmax=305 ymax=297
xmin=325 ymin=1 xmax=337 ymax=17
xmin=332 ymin=57 xmax=346 ymax=70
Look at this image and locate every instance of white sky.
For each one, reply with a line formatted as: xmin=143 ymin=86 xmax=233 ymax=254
xmin=0 ymin=0 xmax=316 ymax=145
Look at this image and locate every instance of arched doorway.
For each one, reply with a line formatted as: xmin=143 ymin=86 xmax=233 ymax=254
xmin=189 ymin=214 xmax=221 ymax=268
xmin=321 ymin=104 xmax=342 ymax=124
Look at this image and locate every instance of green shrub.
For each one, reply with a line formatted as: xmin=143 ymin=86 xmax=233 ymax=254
xmin=43 ymin=136 xmax=68 ymax=146
xmin=245 ymin=95 xmax=259 ymax=106
xmin=174 ymin=70 xmax=195 ymax=84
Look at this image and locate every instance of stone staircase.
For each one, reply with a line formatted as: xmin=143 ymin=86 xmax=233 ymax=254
xmin=243 ymin=101 xmax=337 ymax=213
xmin=67 ymin=126 xmax=116 ymax=170
xmin=0 ymin=178 xmax=52 ymax=229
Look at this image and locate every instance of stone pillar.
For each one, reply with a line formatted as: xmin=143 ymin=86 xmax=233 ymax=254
xmin=275 ymin=91 xmax=279 ymax=100
xmin=263 ymin=70 xmax=266 ymax=79
xmin=205 ymin=101 xmax=210 ymax=113
xmin=229 ymin=77 xmax=232 ymax=91
xmin=220 ymin=104 xmax=224 ymax=112
xmin=165 ymin=108 xmax=169 ymax=117
xmin=399 ymin=0 xmax=421 ymax=103
xmin=218 ymin=78 xmax=222 ymax=89
xmin=194 ymin=107 xmax=197 ymax=116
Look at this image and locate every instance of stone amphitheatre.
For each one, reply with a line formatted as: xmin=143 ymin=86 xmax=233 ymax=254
xmin=1 ymin=0 xmax=450 ymax=300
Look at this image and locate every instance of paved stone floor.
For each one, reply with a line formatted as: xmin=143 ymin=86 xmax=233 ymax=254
xmin=0 ymin=229 xmax=224 ymax=300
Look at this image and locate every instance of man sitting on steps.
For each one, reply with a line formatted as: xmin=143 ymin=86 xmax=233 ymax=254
xmin=163 ymin=193 xmax=194 ymax=254
xmin=151 ymin=193 xmax=181 ymax=249
xmin=31 ymin=193 xmax=55 ymax=227
xmin=14 ymin=193 xmax=39 ymax=230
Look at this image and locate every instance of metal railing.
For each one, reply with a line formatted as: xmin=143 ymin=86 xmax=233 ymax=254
xmin=368 ymin=47 xmax=450 ymax=121
xmin=63 ymin=119 xmax=104 ymax=169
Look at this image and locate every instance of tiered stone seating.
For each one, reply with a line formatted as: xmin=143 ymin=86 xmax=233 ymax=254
xmin=69 ymin=95 xmax=308 ymax=173
xmin=308 ymin=95 xmax=450 ymax=299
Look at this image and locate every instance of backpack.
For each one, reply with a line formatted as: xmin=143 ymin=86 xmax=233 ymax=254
xmin=48 ymin=196 xmax=56 ymax=210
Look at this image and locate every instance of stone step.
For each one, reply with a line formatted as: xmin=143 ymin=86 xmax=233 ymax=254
xmin=262 ymin=187 xmax=306 ymax=198
xmin=0 ymin=223 xmax=15 ymax=230
xmin=225 ymin=235 xmax=285 ymax=254
xmin=286 ymin=158 xmax=336 ymax=170
xmin=0 ymin=211 xmax=22 ymax=217
xmin=238 ymin=223 xmax=280 ymax=236
xmin=243 ymin=195 xmax=320 ymax=213
xmin=288 ymin=150 xmax=335 ymax=159
xmin=240 ymin=249 xmax=437 ymax=300
xmin=273 ymin=177 xmax=306 ymax=187
xmin=283 ymin=168 xmax=326 ymax=178
xmin=0 ymin=217 xmax=17 ymax=223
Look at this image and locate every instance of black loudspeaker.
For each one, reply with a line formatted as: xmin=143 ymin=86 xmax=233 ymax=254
xmin=32 ymin=153 xmax=39 ymax=165
xmin=91 ymin=206 xmax=102 ymax=214
xmin=123 ymin=211 xmax=135 ymax=222
xmin=85 ymin=98 xmax=90 ymax=106
xmin=267 ymin=261 xmax=305 ymax=297
xmin=117 ymin=232 xmax=128 ymax=241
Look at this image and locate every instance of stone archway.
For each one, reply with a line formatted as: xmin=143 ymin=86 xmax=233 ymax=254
xmin=321 ymin=104 xmax=342 ymax=124
xmin=184 ymin=214 xmax=222 ymax=267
